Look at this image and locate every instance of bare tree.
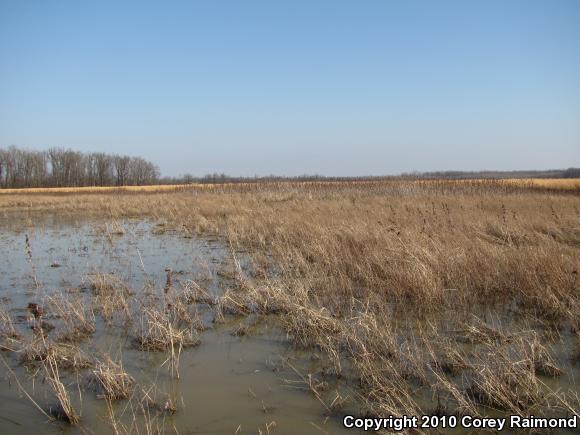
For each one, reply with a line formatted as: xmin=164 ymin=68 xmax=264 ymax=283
xmin=0 ymin=149 xmax=5 ymax=187
xmin=5 ymin=146 xmax=20 ymax=187
xmin=113 ymin=155 xmax=131 ymax=186
xmin=93 ymin=153 xmax=112 ymax=186
xmin=0 ymin=146 xmax=159 ymax=188
xmin=127 ymin=157 xmax=159 ymax=185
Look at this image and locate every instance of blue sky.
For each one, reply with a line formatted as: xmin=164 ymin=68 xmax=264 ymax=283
xmin=1 ymin=0 xmax=579 ymax=176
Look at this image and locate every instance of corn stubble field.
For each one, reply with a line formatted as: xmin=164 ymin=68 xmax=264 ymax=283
xmin=0 ymin=179 xmax=579 ymax=434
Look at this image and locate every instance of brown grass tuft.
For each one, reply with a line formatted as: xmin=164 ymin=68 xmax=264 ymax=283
xmin=42 ymin=345 xmax=80 ymax=424
xmin=89 ymin=355 xmax=134 ymax=400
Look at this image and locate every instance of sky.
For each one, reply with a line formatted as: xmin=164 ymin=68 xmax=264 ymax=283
xmin=1 ymin=0 xmax=579 ymax=177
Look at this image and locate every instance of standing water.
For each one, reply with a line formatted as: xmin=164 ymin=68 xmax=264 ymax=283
xmin=0 ymin=214 xmax=357 ymax=434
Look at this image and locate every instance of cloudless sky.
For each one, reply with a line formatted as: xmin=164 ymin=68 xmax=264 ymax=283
xmin=1 ymin=0 xmax=579 ymax=176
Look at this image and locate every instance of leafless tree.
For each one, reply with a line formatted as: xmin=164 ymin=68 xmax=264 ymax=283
xmin=113 ymin=155 xmax=131 ymax=186
xmin=93 ymin=153 xmax=113 ymax=186
xmin=0 ymin=146 xmax=159 ymax=188
xmin=128 ymin=157 xmax=159 ymax=185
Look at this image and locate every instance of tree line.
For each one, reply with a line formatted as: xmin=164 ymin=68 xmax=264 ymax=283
xmin=161 ymin=169 xmax=580 ymax=185
xmin=3 ymin=145 xmax=578 ymax=189
xmin=0 ymin=146 xmax=159 ymax=188
xmin=400 ymin=168 xmax=580 ymax=180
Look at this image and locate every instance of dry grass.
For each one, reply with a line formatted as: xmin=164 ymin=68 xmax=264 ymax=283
xmin=20 ymin=338 xmax=93 ymax=370
xmin=1 ymin=179 xmax=579 ymax=423
xmin=46 ymin=292 xmax=96 ymax=342
xmin=134 ymin=292 xmax=201 ymax=378
xmin=467 ymin=351 xmax=544 ymax=412
xmin=89 ymin=355 xmax=134 ymax=400
xmin=0 ymin=177 xmax=578 ymax=199
xmin=0 ymin=184 xmax=192 ymax=195
xmin=42 ymin=344 xmax=80 ymax=424
xmin=134 ymin=305 xmax=199 ymax=351
xmin=504 ymin=178 xmax=580 ymax=190
xmin=89 ymin=273 xmax=133 ymax=322
xmin=0 ymin=307 xmax=21 ymax=350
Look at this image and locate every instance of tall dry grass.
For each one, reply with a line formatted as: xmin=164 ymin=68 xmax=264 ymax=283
xmin=1 ymin=179 xmax=578 ymax=422
xmin=0 ymin=177 xmax=578 ymax=199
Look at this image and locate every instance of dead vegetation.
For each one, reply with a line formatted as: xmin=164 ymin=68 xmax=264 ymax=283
xmin=20 ymin=338 xmax=93 ymax=371
xmin=0 ymin=180 xmax=578 ymax=429
xmin=134 ymin=305 xmax=199 ymax=352
xmin=46 ymin=292 xmax=96 ymax=342
xmin=89 ymin=273 xmax=133 ymax=322
xmin=41 ymin=342 xmax=81 ymax=424
xmin=0 ymin=307 xmax=21 ymax=351
xmin=88 ymin=355 xmax=134 ymax=400
xmin=133 ymin=292 xmax=201 ymax=379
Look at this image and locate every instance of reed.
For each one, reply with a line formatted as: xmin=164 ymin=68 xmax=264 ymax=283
xmin=134 ymin=297 xmax=200 ymax=379
xmin=42 ymin=345 xmax=80 ymax=424
xmin=46 ymin=292 xmax=96 ymax=342
xmin=89 ymin=355 xmax=134 ymax=400
xmin=0 ymin=306 xmax=20 ymax=350
xmin=89 ymin=273 xmax=133 ymax=322
xmin=20 ymin=338 xmax=93 ymax=370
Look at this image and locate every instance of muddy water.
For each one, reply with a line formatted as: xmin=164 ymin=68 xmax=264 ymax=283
xmin=0 ymin=214 xmax=357 ymax=434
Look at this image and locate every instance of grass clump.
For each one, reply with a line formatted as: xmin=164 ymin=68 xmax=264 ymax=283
xmin=89 ymin=273 xmax=133 ymax=322
xmin=46 ymin=292 xmax=96 ymax=342
xmin=88 ymin=355 xmax=134 ymax=400
xmin=134 ymin=305 xmax=199 ymax=351
xmin=20 ymin=338 xmax=92 ymax=370
xmin=42 ymin=346 xmax=80 ymax=424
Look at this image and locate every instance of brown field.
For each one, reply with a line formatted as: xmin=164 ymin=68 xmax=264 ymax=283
xmin=502 ymin=178 xmax=580 ymax=190
xmin=0 ymin=177 xmax=579 ymax=196
xmin=0 ymin=179 xmax=579 ymax=432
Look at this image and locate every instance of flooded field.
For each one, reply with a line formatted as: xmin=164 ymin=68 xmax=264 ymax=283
xmin=0 ymin=214 xmax=356 ymax=434
xmin=0 ymin=187 xmax=578 ymax=434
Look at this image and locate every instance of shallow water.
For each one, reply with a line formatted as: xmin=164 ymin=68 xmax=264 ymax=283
xmin=0 ymin=213 xmax=356 ymax=434
xmin=2 ymin=212 xmax=577 ymax=434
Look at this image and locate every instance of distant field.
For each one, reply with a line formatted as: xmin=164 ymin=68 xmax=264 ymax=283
xmin=0 ymin=183 xmax=194 ymax=194
xmin=0 ymin=177 xmax=579 ymax=195
xmin=502 ymin=177 xmax=580 ymax=189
